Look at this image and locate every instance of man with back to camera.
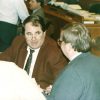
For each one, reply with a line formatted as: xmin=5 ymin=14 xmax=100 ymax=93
xmin=47 ymin=23 xmax=100 ymax=100
xmin=0 ymin=15 xmax=68 ymax=93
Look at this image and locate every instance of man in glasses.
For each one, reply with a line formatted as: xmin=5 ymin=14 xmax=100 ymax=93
xmin=47 ymin=23 xmax=100 ymax=100
xmin=0 ymin=15 xmax=67 ymax=93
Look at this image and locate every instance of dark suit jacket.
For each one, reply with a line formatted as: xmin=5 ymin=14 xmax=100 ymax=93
xmin=47 ymin=52 xmax=100 ymax=100
xmin=0 ymin=35 xmax=67 ymax=89
xmin=32 ymin=7 xmax=45 ymax=17
xmin=31 ymin=7 xmax=46 ymax=23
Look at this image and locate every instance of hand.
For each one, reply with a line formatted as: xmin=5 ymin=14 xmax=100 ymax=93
xmin=43 ymin=85 xmax=52 ymax=95
xmin=31 ymin=78 xmax=44 ymax=92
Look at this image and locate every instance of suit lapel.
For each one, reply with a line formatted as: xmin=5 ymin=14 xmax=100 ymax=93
xmin=17 ymin=42 xmax=27 ymax=68
xmin=32 ymin=37 xmax=47 ymax=78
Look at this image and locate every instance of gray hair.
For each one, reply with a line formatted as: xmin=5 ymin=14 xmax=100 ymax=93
xmin=61 ymin=23 xmax=92 ymax=52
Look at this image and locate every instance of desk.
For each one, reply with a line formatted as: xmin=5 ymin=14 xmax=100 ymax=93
xmin=44 ymin=5 xmax=83 ymax=23
xmin=44 ymin=5 xmax=100 ymax=39
xmin=44 ymin=5 xmax=83 ymax=39
xmin=44 ymin=5 xmax=100 ymax=56
xmin=85 ymin=24 xmax=100 ymax=38
xmin=79 ymin=0 xmax=100 ymax=10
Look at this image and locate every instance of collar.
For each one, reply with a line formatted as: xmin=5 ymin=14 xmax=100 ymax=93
xmin=70 ymin=52 xmax=82 ymax=61
xmin=27 ymin=46 xmax=40 ymax=52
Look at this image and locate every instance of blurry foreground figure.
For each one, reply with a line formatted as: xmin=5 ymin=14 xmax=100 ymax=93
xmin=0 ymin=61 xmax=46 ymax=100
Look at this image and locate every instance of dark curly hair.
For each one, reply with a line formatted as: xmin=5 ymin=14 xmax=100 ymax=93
xmin=23 ymin=15 xmax=46 ymax=33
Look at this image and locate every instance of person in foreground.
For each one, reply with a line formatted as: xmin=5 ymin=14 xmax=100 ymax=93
xmin=0 ymin=15 xmax=67 ymax=92
xmin=47 ymin=23 xmax=100 ymax=100
xmin=0 ymin=61 xmax=46 ymax=100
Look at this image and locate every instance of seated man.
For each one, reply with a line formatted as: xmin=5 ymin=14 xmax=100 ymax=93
xmin=28 ymin=0 xmax=52 ymax=35
xmin=0 ymin=61 xmax=46 ymax=100
xmin=29 ymin=0 xmax=45 ymax=21
xmin=47 ymin=23 xmax=100 ymax=100
xmin=0 ymin=15 xmax=67 ymax=92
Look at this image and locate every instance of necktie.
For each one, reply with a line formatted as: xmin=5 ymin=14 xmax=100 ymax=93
xmin=24 ymin=49 xmax=34 ymax=74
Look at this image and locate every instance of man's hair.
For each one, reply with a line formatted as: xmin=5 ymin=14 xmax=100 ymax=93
xmin=23 ymin=15 xmax=46 ymax=32
xmin=36 ymin=0 xmax=44 ymax=6
xmin=61 ymin=23 xmax=92 ymax=52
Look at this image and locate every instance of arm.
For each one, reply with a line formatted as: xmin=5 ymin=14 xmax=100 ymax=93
xmin=0 ymin=36 xmax=25 ymax=62
xmin=14 ymin=0 xmax=29 ymax=23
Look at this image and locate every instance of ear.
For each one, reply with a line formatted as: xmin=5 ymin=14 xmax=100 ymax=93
xmin=65 ymin=43 xmax=73 ymax=52
xmin=43 ymin=31 xmax=46 ymax=36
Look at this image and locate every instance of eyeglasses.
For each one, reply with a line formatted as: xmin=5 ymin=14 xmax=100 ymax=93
xmin=57 ymin=39 xmax=63 ymax=46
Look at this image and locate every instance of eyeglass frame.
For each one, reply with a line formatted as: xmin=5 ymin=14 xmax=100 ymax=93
xmin=57 ymin=39 xmax=63 ymax=46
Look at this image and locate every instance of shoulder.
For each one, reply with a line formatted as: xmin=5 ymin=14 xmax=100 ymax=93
xmin=45 ymin=36 xmax=57 ymax=46
xmin=13 ymin=35 xmax=25 ymax=43
xmin=41 ymin=36 xmax=66 ymax=61
xmin=37 ymin=8 xmax=44 ymax=14
xmin=32 ymin=8 xmax=45 ymax=18
xmin=43 ymin=36 xmax=60 ymax=53
xmin=11 ymin=35 xmax=26 ymax=48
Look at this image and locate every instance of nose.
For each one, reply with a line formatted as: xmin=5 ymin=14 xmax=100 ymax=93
xmin=31 ymin=34 xmax=36 ymax=40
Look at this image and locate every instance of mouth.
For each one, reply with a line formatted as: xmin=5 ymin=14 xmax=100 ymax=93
xmin=31 ymin=41 xmax=38 ymax=44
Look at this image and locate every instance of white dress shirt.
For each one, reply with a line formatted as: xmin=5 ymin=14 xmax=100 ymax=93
xmin=70 ymin=52 xmax=82 ymax=61
xmin=24 ymin=46 xmax=40 ymax=77
xmin=0 ymin=0 xmax=29 ymax=25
